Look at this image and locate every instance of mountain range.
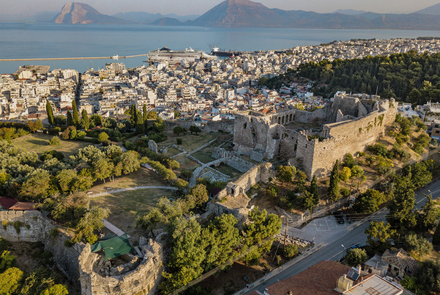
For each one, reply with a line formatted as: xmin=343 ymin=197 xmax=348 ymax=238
xmin=6 ymin=0 xmax=440 ymax=30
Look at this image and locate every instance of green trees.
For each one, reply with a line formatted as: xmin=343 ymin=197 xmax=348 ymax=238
xmin=46 ymin=101 xmax=54 ymax=126
xmin=143 ymin=105 xmax=148 ymax=128
xmin=417 ymin=196 xmax=440 ymax=232
xmin=98 ymin=132 xmax=109 ymax=143
xmin=189 ymin=126 xmax=201 ymax=135
xmin=353 ymin=189 xmax=384 ymax=213
xmin=72 ymin=101 xmax=79 ymax=127
xmin=387 ymin=176 xmax=417 ymax=232
xmin=277 ymin=165 xmax=296 ymax=183
xmin=66 ymin=111 xmax=73 ymax=127
xmin=343 ymin=153 xmax=355 ymax=169
xmin=72 ymin=207 xmax=109 ymax=245
xmin=345 ymin=248 xmax=368 ymax=267
xmin=152 ymin=117 xmax=165 ymax=133
xmin=173 ymin=126 xmax=186 ymax=136
xmin=117 ymin=150 xmax=141 ymax=175
xmin=80 ymin=110 xmax=90 ymax=130
xmin=40 ymin=284 xmax=69 ymax=295
xmin=328 ymin=160 xmax=340 ymax=201
xmin=0 ymin=267 xmax=24 ymax=295
xmin=340 ymin=167 xmax=351 ymax=183
xmin=147 ymin=110 xmax=158 ymax=120
xmin=365 ymin=221 xmax=396 ymax=250
xmin=49 ymin=136 xmax=60 ymax=145
xmin=309 ymin=175 xmax=319 ymax=204
xmin=403 ymin=233 xmax=433 ymax=257
xmin=242 ymin=207 xmax=282 ymax=262
xmin=433 ymin=224 xmax=440 ymax=246
xmin=19 ymin=169 xmax=51 ymax=201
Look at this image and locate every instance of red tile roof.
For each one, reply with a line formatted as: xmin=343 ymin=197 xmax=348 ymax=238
xmin=0 ymin=197 xmax=18 ymax=209
xmin=9 ymin=202 xmax=37 ymax=211
xmin=266 ymin=261 xmax=351 ymax=295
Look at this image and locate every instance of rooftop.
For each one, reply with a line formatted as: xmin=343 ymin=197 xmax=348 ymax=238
xmin=343 ymin=275 xmax=403 ymax=295
xmin=265 ymin=260 xmax=351 ymax=295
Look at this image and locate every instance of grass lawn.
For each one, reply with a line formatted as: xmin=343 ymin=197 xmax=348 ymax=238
xmin=90 ymin=188 xmax=174 ymax=240
xmin=12 ymin=133 xmax=92 ymax=156
xmin=158 ymin=132 xmax=232 ymax=153
xmin=175 ymin=154 xmax=201 ymax=172
xmin=215 ymin=163 xmax=242 ymax=180
xmin=88 ymin=167 xmax=168 ymax=194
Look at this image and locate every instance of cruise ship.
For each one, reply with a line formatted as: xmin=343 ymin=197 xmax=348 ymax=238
xmin=146 ymin=47 xmax=217 ymax=64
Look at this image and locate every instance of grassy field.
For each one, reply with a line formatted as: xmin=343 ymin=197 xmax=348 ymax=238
xmin=90 ymin=188 xmax=174 ymax=240
xmin=12 ymin=133 xmax=91 ymax=156
xmin=158 ymin=132 xmax=232 ymax=153
xmin=175 ymin=154 xmax=201 ymax=172
xmin=215 ymin=163 xmax=242 ymax=180
xmin=88 ymin=167 xmax=168 ymax=194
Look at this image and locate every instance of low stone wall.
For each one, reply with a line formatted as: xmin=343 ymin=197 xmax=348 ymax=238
xmin=165 ymin=120 xmax=234 ymax=133
xmin=212 ymin=147 xmax=255 ymax=173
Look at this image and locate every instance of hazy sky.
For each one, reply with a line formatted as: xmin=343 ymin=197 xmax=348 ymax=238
xmin=4 ymin=0 xmax=440 ymax=16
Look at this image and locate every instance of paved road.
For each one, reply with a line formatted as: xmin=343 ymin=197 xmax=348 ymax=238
xmin=243 ymin=178 xmax=440 ymax=295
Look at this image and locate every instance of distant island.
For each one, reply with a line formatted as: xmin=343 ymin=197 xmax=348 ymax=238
xmin=9 ymin=0 xmax=440 ymax=30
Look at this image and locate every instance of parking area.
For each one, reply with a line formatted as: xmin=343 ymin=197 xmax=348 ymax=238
xmin=286 ymin=215 xmax=349 ymax=245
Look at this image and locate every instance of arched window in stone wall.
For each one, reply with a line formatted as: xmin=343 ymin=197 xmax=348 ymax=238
xmin=278 ymin=117 xmax=281 ymax=124
xmin=285 ymin=115 xmax=288 ymax=123
xmin=290 ymin=114 xmax=293 ymax=121
xmin=282 ymin=116 xmax=285 ymax=124
xmin=244 ymin=123 xmax=247 ymax=129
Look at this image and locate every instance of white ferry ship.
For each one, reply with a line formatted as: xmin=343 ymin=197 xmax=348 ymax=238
xmin=146 ymin=47 xmax=217 ymax=64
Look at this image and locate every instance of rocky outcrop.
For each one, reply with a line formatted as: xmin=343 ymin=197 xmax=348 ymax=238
xmin=53 ymin=2 xmax=131 ymax=24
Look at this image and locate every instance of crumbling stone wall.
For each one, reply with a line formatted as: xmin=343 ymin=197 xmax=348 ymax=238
xmin=207 ymin=163 xmax=274 ymax=224
xmin=165 ymin=120 xmax=234 ymax=133
xmin=212 ymin=147 xmax=255 ymax=172
xmin=0 ymin=211 xmax=85 ymax=287
xmin=79 ymin=237 xmax=164 ymax=295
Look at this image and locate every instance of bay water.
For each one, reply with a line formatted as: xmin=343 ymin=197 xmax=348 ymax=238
xmin=1 ymin=23 xmax=440 ymax=74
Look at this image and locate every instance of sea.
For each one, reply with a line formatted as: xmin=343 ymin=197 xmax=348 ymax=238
xmin=1 ymin=23 xmax=440 ymax=74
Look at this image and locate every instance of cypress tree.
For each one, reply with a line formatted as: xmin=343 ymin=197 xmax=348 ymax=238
xmin=81 ymin=109 xmax=90 ymax=130
xmin=130 ymin=105 xmax=137 ymax=126
xmin=46 ymin=101 xmax=54 ymax=126
xmin=328 ymin=160 xmax=340 ymax=201
xmin=433 ymin=223 xmax=440 ymax=246
xmin=310 ymin=175 xmax=319 ymax=204
xmin=143 ymin=105 xmax=148 ymax=128
xmin=67 ymin=110 xmax=74 ymax=127
xmin=136 ymin=112 xmax=145 ymax=134
xmin=72 ymin=101 xmax=79 ymax=126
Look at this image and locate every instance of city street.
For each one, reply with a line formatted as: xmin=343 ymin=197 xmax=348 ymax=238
xmin=244 ymin=178 xmax=440 ymax=295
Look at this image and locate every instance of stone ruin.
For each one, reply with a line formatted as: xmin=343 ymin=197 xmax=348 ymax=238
xmin=211 ymin=147 xmax=255 ymax=173
xmin=0 ymin=210 xmax=164 ymax=295
xmin=206 ymin=163 xmax=274 ymax=225
xmin=79 ymin=236 xmax=164 ymax=295
xmin=148 ymin=140 xmax=158 ymax=153
xmin=233 ymin=94 xmax=397 ymax=179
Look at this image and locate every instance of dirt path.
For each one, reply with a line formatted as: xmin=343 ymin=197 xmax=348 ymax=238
xmin=88 ymin=186 xmax=178 ymax=198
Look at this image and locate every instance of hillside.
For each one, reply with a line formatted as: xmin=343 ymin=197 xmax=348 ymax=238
xmin=416 ymin=3 xmax=440 ymax=15
xmin=53 ymin=2 xmax=131 ymax=24
xmin=189 ymin=0 xmax=440 ymax=29
xmin=191 ymin=0 xmax=285 ymax=27
xmin=151 ymin=17 xmax=183 ymax=26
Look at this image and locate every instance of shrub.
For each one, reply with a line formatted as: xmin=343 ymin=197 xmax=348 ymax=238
xmin=345 ymin=248 xmax=368 ymax=266
xmin=49 ymin=136 xmax=60 ymax=146
xmin=283 ymin=244 xmax=299 ymax=258
xmin=98 ymin=132 xmax=109 ymax=143
xmin=177 ymin=138 xmax=183 ymax=145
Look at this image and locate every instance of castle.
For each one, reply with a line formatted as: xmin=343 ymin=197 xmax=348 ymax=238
xmin=233 ymin=94 xmax=397 ymax=179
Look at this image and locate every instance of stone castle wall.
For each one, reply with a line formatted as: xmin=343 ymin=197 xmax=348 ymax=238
xmin=79 ymin=237 xmax=164 ymax=295
xmin=0 ymin=210 xmax=85 ymax=287
xmin=233 ymin=97 xmax=397 ymax=179
xmin=0 ymin=211 xmax=164 ymax=295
